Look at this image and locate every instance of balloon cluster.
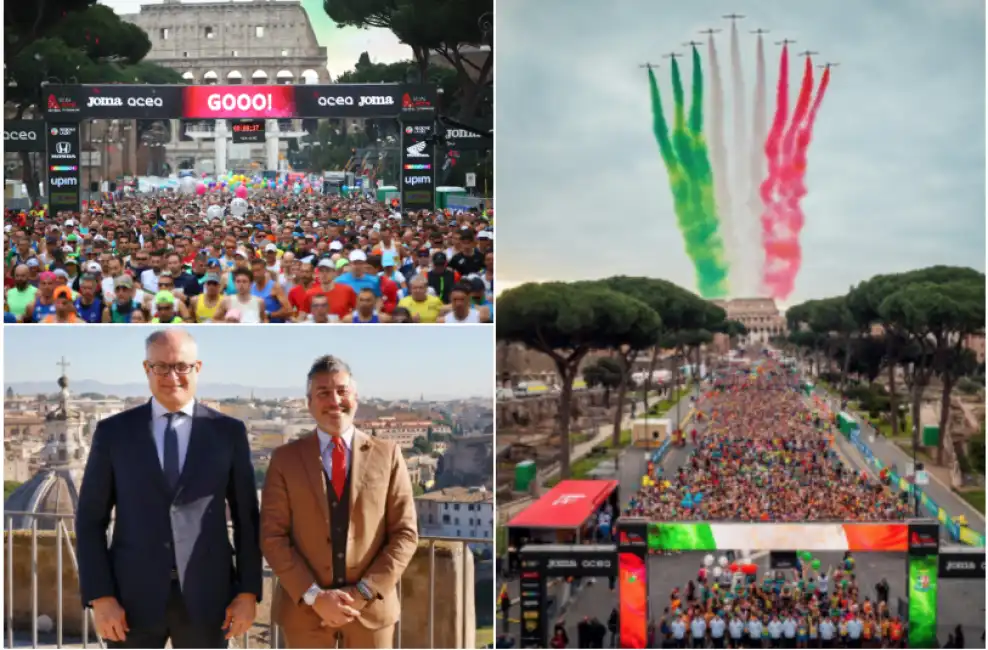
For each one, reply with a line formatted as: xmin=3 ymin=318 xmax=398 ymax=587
xmin=193 ymin=172 xmax=315 ymax=197
xmin=798 ymin=550 xmax=823 ymax=571
xmin=702 ymin=554 xmax=757 ymax=576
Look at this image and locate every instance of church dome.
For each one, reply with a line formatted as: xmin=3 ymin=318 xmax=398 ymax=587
xmin=4 ymin=468 xmax=81 ymax=531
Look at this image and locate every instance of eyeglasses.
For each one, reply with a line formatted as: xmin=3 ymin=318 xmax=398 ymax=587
xmin=145 ymin=361 xmax=197 ymax=375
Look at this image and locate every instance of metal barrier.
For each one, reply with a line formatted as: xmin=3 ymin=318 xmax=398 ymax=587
xmin=4 ymin=511 xmax=486 ymax=649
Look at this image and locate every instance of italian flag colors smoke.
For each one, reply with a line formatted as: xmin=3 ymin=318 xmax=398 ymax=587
xmin=647 ymin=53 xmax=729 ymax=298
xmin=646 ymin=31 xmax=831 ymax=300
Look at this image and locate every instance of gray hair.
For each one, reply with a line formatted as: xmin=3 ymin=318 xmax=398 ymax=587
xmin=145 ymin=329 xmax=198 ymax=357
xmin=409 ymin=274 xmax=428 ymax=287
xmin=306 ymin=355 xmax=356 ymax=395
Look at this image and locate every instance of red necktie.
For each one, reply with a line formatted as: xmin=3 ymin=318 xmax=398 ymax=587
xmin=331 ymin=437 xmax=346 ymax=499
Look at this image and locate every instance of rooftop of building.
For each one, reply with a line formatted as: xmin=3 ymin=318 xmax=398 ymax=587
xmin=415 ymin=486 xmax=491 ymax=504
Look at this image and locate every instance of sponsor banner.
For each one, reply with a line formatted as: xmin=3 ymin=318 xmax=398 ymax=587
xmin=938 ymin=552 xmax=986 ymax=579
xmin=400 ymin=118 xmax=436 ymax=211
xmin=295 ymin=84 xmax=402 ymax=118
xmin=617 ymin=519 xmax=649 ymax=551
xmin=40 ymin=83 xmax=426 ymax=119
xmin=908 ymin=523 xmax=940 ymax=556
xmin=399 ymin=83 xmax=438 ymax=116
xmin=646 ymin=522 xmax=909 ymax=551
xmin=518 ymin=551 xmax=546 ymax=649
xmin=184 ymin=86 xmax=296 ymax=119
xmin=46 ymin=123 xmax=81 ymax=213
xmin=4 ymin=120 xmax=46 ymax=152
xmin=43 ymin=85 xmax=182 ymax=120
xmin=618 ymin=552 xmax=648 ymax=649
xmin=520 ymin=547 xmax=618 ymax=578
xmin=906 ymin=554 xmax=938 ymax=648
xmin=444 ymin=120 xmax=492 ymax=151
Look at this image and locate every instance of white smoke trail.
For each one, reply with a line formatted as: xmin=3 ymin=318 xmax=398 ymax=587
xmin=729 ymin=20 xmax=748 ymax=297
xmin=749 ymin=33 xmax=769 ymax=298
xmin=706 ymin=34 xmax=735 ymax=282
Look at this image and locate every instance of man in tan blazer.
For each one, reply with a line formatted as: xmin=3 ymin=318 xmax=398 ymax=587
xmin=261 ymin=355 xmax=418 ymax=649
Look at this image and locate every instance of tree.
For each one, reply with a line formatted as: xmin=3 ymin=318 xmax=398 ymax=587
xmin=873 ymin=269 xmax=984 ymax=464
xmin=583 ymin=357 xmax=623 ymax=408
xmin=724 ymin=320 xmax=748 ymax=349
xmin=5 ymin=2 xmax=183 ymax=203
xmin=324 ymin=0 xmax=493 ymax=121
xmin=497 ymin=282 xmax=658 ymax=478
xmin=412 ymin=436 xmax=433 ymax=454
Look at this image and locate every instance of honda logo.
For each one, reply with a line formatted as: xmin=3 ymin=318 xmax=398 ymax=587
xmin=406 ymin=141 xmax=429 ymax=158
xmin=55 ymin=141 xmax=72 ymax=155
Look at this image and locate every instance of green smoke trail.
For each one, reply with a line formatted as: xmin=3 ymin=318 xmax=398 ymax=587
xmin=688 ymin=46 xmax=728 ymax=295
xmin=668 ymin=57 xmax=729 ymax=297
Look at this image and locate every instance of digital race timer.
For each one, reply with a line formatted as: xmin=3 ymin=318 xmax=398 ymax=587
xmin=232 ymin=119 xmax=265 ymax=143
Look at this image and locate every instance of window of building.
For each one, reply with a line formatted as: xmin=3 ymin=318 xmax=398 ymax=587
xmin=182 ymin=52 xmax=189 ymax=58
xmin=205 ymin=26 xmax=215 ymax=39
xmin=255 ymin=25 xmax=265 ymax=38
xmin=454 ymin=504 xmax=460 ymax=511
xmin=442 ymin=514 xmax=450 ymax=524
xmin=231 ymin=50 xmax=238 ymax=57
xmin=456 ymin=530 xmax=461 ymax=536
xmin=281 ymin=49 xmax=289 ymax=57
xmin=160 ymin=28 xmax=170 ymax=40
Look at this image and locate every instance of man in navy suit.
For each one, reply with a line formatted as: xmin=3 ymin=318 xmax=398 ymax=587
xmin=76 ymin=328 xmax=263 ymax=648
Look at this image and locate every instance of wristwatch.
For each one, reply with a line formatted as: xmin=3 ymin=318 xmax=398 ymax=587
xmin=303 ymin=583 xmax=323 ymax=606
xmin=355 ymin=580 xmax=374 ymax=601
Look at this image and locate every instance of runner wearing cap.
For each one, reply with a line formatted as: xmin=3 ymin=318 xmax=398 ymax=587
xmin=297 ymin=258 xmax=356 ymax=322
xmin=335 ymin=249 xmax=382 ymax=298
xmin=150 ymin=290 xmax=184 ymax=324
xmin=40 ymin=286 xmax=83 ymax=323
xmin=190 ymin=273 xmax=224 ymax=323
xmin=102 ymin=275 xmax=143 ymax=323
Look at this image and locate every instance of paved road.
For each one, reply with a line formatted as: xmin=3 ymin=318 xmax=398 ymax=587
xmin=812 ymin=386 xmax=986 ymax=536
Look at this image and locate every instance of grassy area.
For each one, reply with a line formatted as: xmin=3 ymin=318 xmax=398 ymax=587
xmin=958 ymin=489 xmax=985 ymax=513
xmin=476 ymin=626 xmax=494 ymax=648
xmin=863 ymin=413 xmax=913 ymax=439
xmin=546 ymin=429 xmax=632 ymax=487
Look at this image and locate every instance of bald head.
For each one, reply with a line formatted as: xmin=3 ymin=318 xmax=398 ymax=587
xmin=13 ymin=264 xmax=29 ymax=285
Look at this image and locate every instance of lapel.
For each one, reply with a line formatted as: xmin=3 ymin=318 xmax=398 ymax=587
xmin=349 ymin=428 xmax=372 ymax=513
xmin=136 ymin=402 xmax=171 ymax=497
xmin=299 ymin=431 xmax=331 ymax=530
xmin=173 ymin=402 xmax=210 ymax=500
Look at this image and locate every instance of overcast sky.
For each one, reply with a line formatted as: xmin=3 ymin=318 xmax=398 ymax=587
xmin=496 ymin=0 xmax=986 ymax=306
xmin=102 ymin=0 xmax=411 ymax=78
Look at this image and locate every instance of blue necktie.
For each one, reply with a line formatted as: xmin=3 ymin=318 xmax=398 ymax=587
xmin=163 ymin=413 xmax=180 ymax=490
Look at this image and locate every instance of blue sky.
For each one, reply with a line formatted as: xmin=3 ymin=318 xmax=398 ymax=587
xmin=3 ymin=327 xmax=493 ymax=399
xmin=496 ymin=0 xmax=986 ymax=305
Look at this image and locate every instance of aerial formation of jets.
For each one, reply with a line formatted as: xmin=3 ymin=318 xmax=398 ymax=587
xmin=636 ymin=15 xmax=837 ymax=73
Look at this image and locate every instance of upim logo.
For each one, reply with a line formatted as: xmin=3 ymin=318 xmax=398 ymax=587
xmin=404 ymin=175 xmax=431 ymax=187
xmin=50 ymin=177 xmax=78 ymax=188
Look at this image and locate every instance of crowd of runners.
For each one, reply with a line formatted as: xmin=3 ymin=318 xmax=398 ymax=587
xmin=648 ymin=554 xmax=913 ymax=649
xmin=3 ymin=192 xmax=493 ymax=324
xmin=624 ymin=362 xmax=911 ymax=523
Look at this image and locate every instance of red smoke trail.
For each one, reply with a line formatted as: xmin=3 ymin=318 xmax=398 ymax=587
xmin=763 ymin=66 xmax=832 ymax=297
xmin=759 ymin=45 xmax=789 ymax=208
xmin=762 ymin=57 xmax=815 ymax=297
xmin=758 ymin=44 xmax=790 ymax=297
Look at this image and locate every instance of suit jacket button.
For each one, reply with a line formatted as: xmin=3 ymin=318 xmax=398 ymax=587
xmin=164 ymin=542 xmax=171 ymax=550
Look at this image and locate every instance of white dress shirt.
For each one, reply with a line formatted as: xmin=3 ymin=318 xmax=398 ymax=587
xmin=150 ymin=397 xmax=195 ymax=472
xmin=316 ymin=426 xmax=353 ymax=478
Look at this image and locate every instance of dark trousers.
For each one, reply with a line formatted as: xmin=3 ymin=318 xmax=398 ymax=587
xmin=107 ymin=579 xmax=227 ymax=649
